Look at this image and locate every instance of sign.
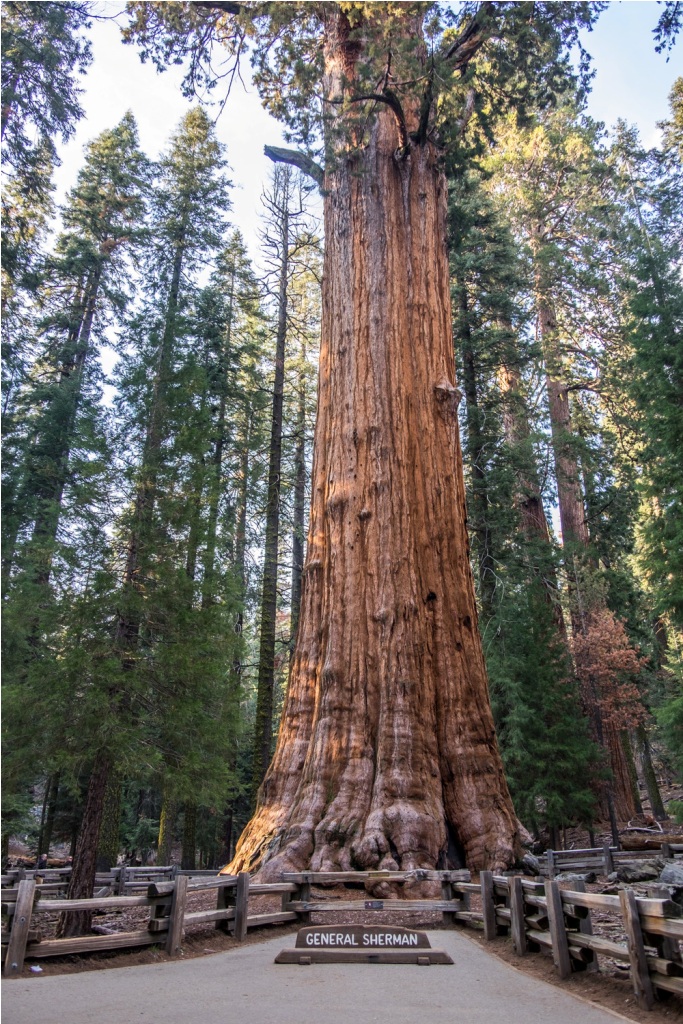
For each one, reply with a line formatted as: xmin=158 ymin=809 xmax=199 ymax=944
xmin=295 ymin=926 xmax=430 ymax=949
xmin=275 ymin=926 xmax=454 ymax=965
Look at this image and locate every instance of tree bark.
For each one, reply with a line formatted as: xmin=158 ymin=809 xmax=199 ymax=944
xmin=535 ymin=292 xmax=589 ymax=552
xmin=57 ymin=750 xmax=111 ymax=937
xmin=181 ymin=802 xmax=197 ymax=870
xmin=228 ymin=35 xmax=520 ymax=874
xmin=497 ymin=360 xmax=567 ymax=636
xmin=43 ymin=771 xmax=59 ymax=859
xmin=96 ymin=773 xmax=121 ymax=872
xmin=157 ymin=793 xmax=177 ymax=866
xmin=635 ymin=724 xmax=667 ymax=820
xmin=458 ymin=289 xmax=496 ymax=620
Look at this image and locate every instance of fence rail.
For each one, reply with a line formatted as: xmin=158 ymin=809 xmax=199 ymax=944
xmin=540 ymin=843 xmax=683 ymax=878
xmin=2 ymin=866 xmax=682 ymax=1010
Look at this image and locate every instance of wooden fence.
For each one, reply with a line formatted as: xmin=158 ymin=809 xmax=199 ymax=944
xmin=3 ymin=866 xmax=682 ymax=1011
xmin=540 ymin=843 xmax=683 ymax=878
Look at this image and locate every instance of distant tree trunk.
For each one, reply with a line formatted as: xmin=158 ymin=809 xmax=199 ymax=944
xmin=458 ymin=290 xmax=496 ymax=620
xmin=96 ymin=773 xmax=122 ymax=872
xmin=621 ymin=729 xmax=643 ymax=817
xmin=290 ymin=361 xmax=307 ymax=650
xmin=36 ymin=779 xmax=51 ymax=862
xmin=41 ymin=772 xmax=60 ymax=858
xmin=634 ymin=725 xmax=667 ymax=820
xmin=252 ymin=181 xmax=289 ymax=796
xmin=234 ymin=404 xmax=252 ymax=605
xmin=157 ymin=793 xmax=177 ymax=866
xmin=181 ymin=803 xmax=197 ymax=871
xmin=218 ymin=806 xmax=234 ymax=866
xmin=57 ymin=750 xmax=111 ymax=937
xmin=498 ymin=360 xmax=567 ymax=637
xmin=535 ymin=292 xmax=590 ymax=553
xmin=229 ymin=21 xmax=520 ymax=875
xmin=42 ymin=772 xmax=60 ymax=858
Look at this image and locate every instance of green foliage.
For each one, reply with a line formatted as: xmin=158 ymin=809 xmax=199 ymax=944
xmin=122 ymin=1 xmax=604 ymax=162
xmin=611 ymin=114 xmax=683 ymax=628
xmin=1 ymin=0 xmax=92 ymax=171
xmin=488 ymin=582 xmax=600 ymax=833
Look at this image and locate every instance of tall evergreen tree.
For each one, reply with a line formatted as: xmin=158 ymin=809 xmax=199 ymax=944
xmin=56 ymin=108 xmax=235 ymax=932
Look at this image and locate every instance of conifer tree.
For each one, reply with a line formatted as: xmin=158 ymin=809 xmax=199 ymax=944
xmin=5 ymin=113 xmax=149 ymax=593
xmin=56 ymin=108 xmax=235 ymax=932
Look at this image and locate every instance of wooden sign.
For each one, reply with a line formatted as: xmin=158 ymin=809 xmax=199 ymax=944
xmin=275 ymin=926 xmax=454 ymax=965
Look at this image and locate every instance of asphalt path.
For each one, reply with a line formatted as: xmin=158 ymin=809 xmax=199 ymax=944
xmin=3 ymin=929 xmax=629 ymax=1024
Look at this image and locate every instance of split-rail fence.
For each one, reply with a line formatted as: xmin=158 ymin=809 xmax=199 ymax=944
xmin=3 ymin=863 xmax=682 ymax=1012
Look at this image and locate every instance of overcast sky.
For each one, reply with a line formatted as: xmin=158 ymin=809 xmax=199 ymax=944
xmin=52 ymin=2 xmax=680 ymax=262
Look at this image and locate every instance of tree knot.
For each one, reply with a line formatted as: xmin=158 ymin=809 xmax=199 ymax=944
xmin=433 ymin=379 xmax=462 ymax=416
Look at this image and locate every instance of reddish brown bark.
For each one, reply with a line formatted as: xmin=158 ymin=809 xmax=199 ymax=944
xmin=228 ymin=17 xmax=521 ymax=876
xmin=56 ymin=751 xmax=111 ymax=937
xmin=536 ymin=295 xmax=590 ymax=552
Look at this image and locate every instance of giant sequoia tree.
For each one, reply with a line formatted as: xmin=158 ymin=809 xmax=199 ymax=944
xmin=122 ymin=1 xmax=612 ymax=874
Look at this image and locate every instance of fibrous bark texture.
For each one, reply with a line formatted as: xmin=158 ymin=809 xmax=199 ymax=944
xmin=228 ymin=98 xmax=520 ymax=878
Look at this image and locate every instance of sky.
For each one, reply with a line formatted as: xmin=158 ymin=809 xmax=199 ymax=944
xmin=53 ymin=1 xmax=680 ymax=262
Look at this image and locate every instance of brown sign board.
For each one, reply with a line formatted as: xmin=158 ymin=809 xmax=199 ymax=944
xmin=275 ymin=926 xmax=454 ymax=965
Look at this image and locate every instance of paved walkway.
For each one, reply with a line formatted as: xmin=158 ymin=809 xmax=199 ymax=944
xmin=3 ymin=930 xmax=627 ymax=1024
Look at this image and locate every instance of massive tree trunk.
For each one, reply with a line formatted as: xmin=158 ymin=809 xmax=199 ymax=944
xmin=228 ymin=23 xmax=520 ymax=874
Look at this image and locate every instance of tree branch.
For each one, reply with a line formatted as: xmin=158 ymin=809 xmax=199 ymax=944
xmin=264 ymin=146 xmax=324 ymax=186
xmin=444 ymin=1 xmax=495 ymax=69
xmin=352 ymin=90 xmax=409 ymax=154
xmin=194 ymin=2 xmax=244 ymax=13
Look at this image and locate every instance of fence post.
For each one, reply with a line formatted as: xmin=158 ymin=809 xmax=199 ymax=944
xmin=661 ymin=842 xmax=671 ymax=861
xmin=479 ymin=871 xmax=496 ymax=940
xmin=602 ymin=844 xmax=614 ymax=876
xmin=117 ymin=865 xmax=128 ymax=895
xmin=4 ymin=879 xmax=36 ymax=978
xmin=571 ymin=880 xmax=597 ymax=972
xmin=544 ymin=879 xmax=571 ymax=979
xmin=441 ymin=876 xmax=455 ymax=927
xmin=509 ymin=876 xmax=527 ymax=955
xmin=546 ymin=849 xmax=556 ymax=879
xmin=216 ymin=878 xmax=235 ymax=934
xmin=619 ymin=888 xmax=654 ymax=1011
xmin=166 ymin=874 xmax=188 ymax=956
xmin=234 ymin=871 xmax=249 ymax=941
xmin=297 ymin=872 xmax=312 ymax=925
